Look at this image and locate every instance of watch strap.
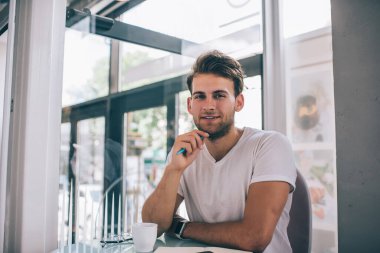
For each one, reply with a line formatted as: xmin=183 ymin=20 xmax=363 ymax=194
xmin=175 ymin=220 xmax=189 ymax=239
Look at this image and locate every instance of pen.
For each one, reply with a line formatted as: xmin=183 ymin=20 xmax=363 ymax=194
xmin=176 ymin=136 xmax=204 ymax=155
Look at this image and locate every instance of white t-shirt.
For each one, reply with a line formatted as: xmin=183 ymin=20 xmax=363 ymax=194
xmin=176 ymin=127 xmax=297 ymax=253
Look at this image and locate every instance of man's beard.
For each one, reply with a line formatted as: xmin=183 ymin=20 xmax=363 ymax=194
xmin=195 ymin=117 xmax=234 ymax=141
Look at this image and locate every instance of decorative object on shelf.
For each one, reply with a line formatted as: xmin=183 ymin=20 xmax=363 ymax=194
xmin=294 ymin=95 xmax=320 ymax=131
xmin=290 ymin=66 xmax=335 ymax=144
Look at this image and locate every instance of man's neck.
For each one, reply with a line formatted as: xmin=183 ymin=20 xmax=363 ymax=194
xmin=205 ymin=127 xmax=244 ymax=162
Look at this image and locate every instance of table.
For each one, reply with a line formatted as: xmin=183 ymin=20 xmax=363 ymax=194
xmin=52 ymin=234 xmax=210 ymax=253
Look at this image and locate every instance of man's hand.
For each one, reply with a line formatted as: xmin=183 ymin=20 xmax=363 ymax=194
xmin=169 ymin=130 xmax=209 ymax=172
xmin=142 ymin=130 xmax=207 ymax=236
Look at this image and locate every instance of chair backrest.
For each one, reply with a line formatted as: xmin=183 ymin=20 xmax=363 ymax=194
xmin=288 ymin=170 xmax=312 ymax=253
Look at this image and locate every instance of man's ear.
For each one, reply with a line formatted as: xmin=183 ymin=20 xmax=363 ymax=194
xmin=235 ymin=93 xmax=244 ymax=112
xmin=187 ymin=97 xmax=193 ymax=114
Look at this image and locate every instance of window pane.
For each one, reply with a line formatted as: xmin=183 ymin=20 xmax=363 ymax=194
xmin=77 ymin=117 xmax=105 ymax=185
xmin=178 ymin=90 xmax=195 ymax=134
xmin=62 ymin=27 xmax=110 ymax=106
xmin=58 ymin=123 xmax=70 ymax=244
xmin=117 ymin=0 xmax=263 ymax=93
xmin=123 ymin=107 xmax=167 ymax=231
xmin=122 ymin=0 xmax=262 ymax=49
xmin=235 ymin=75 xmax=262 ymax=129
xmin=76 ymin=117 xmax=105 ymax=242
xmin=119 ymin=42 xmax=193 ymax=91
xmin=57 ymin=118 xmax=105 ymax=245
xmin=59 ymin=123 xmax=71 ymax=177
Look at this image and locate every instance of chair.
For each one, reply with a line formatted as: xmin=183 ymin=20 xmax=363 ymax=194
xmin=288 ymin=170 xmax=312 ymax=253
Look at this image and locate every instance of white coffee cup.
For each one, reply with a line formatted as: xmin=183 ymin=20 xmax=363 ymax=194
xmin=132 ymin=222 xmax=157 ymax=252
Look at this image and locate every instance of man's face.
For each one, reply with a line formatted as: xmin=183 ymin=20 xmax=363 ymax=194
xmin=187 ymin=73 xmax=244 ymax=140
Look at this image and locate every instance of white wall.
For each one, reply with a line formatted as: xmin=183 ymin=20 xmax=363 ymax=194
xmin=0 ymin=31 xmax=7 ymax=143
xmin=3 ymin=0 xmax=66 ymax=252
xmin=0 ymin=29 xmax=8 ymax=253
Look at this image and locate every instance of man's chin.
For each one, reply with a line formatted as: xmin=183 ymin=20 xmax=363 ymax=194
xmin=198 ymin=126 xmax=231 ymax=141
xmin=197 ymin=126 xmax=218 ymax=135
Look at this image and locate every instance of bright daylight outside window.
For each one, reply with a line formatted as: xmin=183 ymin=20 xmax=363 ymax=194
xmin=62 ymin=25 xmax=110 ymax=107
xmin=123 ymin=107 xmax=167 ymax=232
xmin=282 ymin=1 xmax=338 ymax=253
xmin=119 ymin=0 xmax=263 ymax=91
xmin=59 ymin=14 xmax=111 ymax=246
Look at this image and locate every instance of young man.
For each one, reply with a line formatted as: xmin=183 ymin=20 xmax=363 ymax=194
xmin=142 ymin=50 xmax=297 ymax=252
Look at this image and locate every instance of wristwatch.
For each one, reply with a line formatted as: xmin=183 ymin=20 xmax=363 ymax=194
xmin=174 ymin=220 xmax=189 ymax=239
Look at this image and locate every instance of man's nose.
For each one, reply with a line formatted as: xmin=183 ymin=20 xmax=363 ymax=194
xmin=202 ymin=97 xmax=216 ymax=110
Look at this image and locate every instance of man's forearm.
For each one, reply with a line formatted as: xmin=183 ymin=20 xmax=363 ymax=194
xmin=182 ymin=221 xmax=269 ymax=252
xmin=142 ymin=166 xmax=182 ymax=235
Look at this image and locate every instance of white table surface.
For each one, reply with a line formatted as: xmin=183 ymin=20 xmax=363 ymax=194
xmin=52 ymin=234 xmax=210 ymax=253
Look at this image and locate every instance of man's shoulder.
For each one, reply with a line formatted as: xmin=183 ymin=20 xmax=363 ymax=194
xmin=243 ymin=127 xmax=286 ymax=141
xmin=242 ymin=128 xmax=291 ymax=151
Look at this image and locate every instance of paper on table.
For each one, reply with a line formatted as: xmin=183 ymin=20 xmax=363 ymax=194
xmin=154 ymin=247 xmax=250 ymax=253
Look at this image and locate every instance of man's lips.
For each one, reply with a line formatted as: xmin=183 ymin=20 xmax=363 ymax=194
xmin=200 ymin=115 xmax=221 ymax=120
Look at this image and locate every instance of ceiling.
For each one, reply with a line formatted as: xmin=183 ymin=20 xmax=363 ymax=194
xmin=67 ymin=0 xmax=145 ymax=18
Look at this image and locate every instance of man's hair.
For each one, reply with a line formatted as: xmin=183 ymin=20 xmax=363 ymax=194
xmin=186 ymin=50 xmax=245 ymax=97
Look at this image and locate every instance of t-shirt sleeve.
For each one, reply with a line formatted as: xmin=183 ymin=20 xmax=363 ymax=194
xmin=250 ymin=132 xmax=297 ymax=192
xmin=177 ymin=176 xmax=185 ymax=197
xmin=165 ymin=149 xmax=185 ymax=197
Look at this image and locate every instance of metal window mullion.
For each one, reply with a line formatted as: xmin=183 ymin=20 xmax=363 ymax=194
xmin=165 ymin=92 xmax=178 ymax=155
xmin=262 ymin=0 xmax=286 ymax=133
xmin=109 ymin=32 xmax=120 ymax=94
xmin=68 ymin=120 xmax=77 ymax=243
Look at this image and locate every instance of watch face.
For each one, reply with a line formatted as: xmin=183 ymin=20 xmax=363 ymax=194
xmin=174 ymin=221 xmax=184 ymax=234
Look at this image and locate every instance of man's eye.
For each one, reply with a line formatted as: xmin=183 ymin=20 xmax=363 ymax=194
xmin=214 ymin=94 xmax=226 ymax=99
xmin=193 ymin=95 xmax=205 ymax=99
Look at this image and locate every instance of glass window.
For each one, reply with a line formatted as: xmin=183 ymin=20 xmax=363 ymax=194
xmin=178 ymin=90 xmax=195 ymax=134
xmin=58 ymin=118 xmax=106 ymax=245
xmin=76 ymin=117 xmax=105 ymax=242
xmin=119 ymin=42 xmax=193 ymax=91
xmin=123 ymin=107 xmax=167 ymax=231
xmin=59 ymin=123 xmax=71 ymax=180
xmin=122 ymin=0 xmax=261 ymax=44
xmin=62 ymin=28 xmax=110 ymax=106
xmin=118 ymin=0 xmax=263 ymax=93
xmin=58 ymin=123 xmax=70 ymax=244
xmin=235 ymin=75 xmax=262 ymax=129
